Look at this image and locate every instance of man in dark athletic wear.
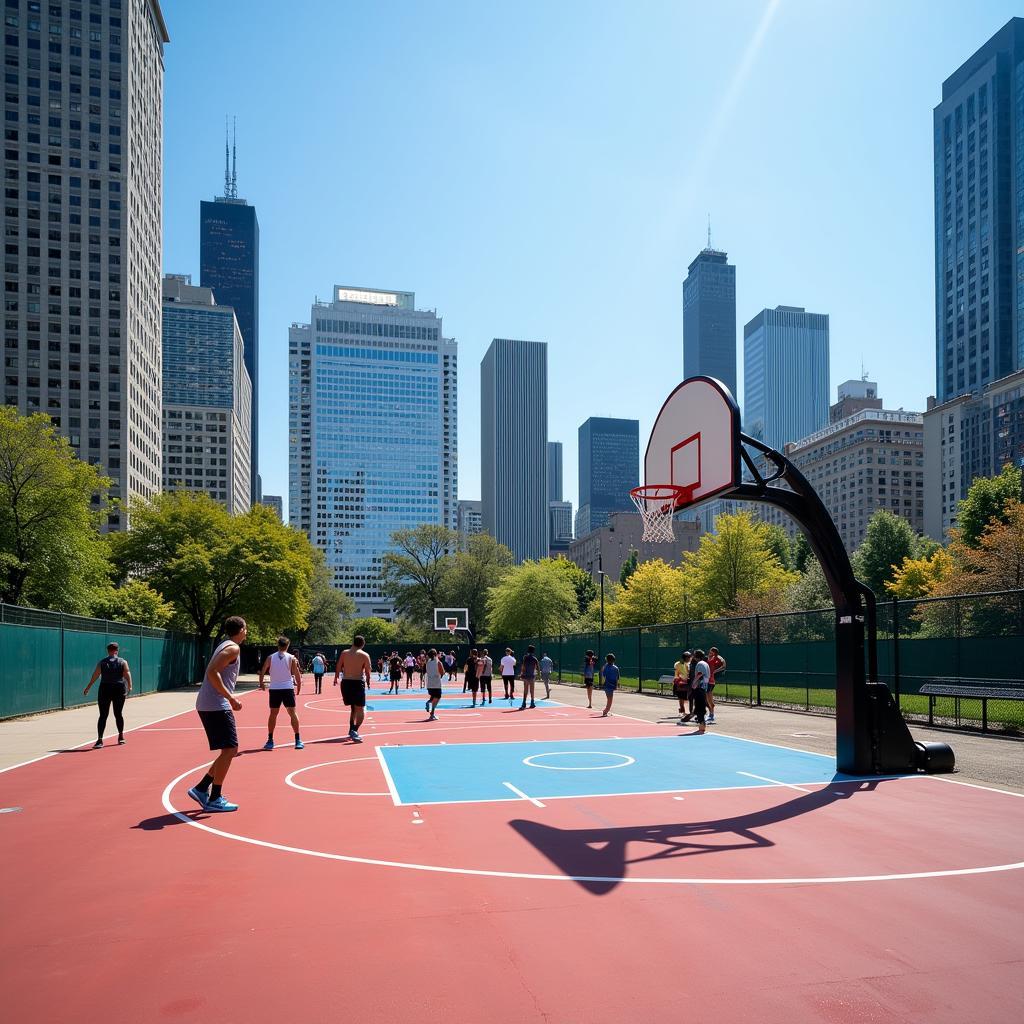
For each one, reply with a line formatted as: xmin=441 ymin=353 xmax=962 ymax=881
xmin=519 ymin=645 xmax=539 ymax=710
xmin=83 ymin=641 xmax=133 ymax=747
xmin=334 ymin=635 xmax=372 ymax=742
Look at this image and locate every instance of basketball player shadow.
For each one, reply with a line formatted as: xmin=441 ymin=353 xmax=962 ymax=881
xmin=510 ymin=778 xmax=885 ymax=895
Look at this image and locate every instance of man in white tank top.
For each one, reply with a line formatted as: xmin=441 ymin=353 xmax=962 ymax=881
xmin=258 ymin=636 xmax=303 ymax=751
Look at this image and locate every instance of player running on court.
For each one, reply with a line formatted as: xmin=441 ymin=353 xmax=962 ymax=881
xmin=464 ymin=648 xmax=481 ymax=707
xmin=518 ymin=645 xmax=539 ymax=710
xmin=500 ymin=648 xmax=517 ymax=701
xmin=388 ymin=652 xmax=402 ymax=694
xmin=424 ymin=648 xmax=443 ymax=721
xmin=334 ymin=635 xmax=372 ymax=742
xmin=83 ymin=641 xmax=132 ymax=748
xmin=600 ymin=653 xmax=620 ymax=716
xmin=259 ymin=636 xmax=304 ymax=751
xmin=188 ymin=616 xmax=246 ymax=812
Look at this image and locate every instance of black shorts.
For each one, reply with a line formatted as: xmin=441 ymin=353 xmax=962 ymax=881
xmin=198 ymin=709 xmax=238 ymax=750
xmin=342 ymin=680 xmax=366 ymax=707
xmin=268 ymin=688 xmax=296 ymax=708
xmin=479 ymin=675 xmax=492 ymax=687
xmin=427 ymin=687 xmax=442 ymax=699
xmin=313 ymin=672 xmax=324 ymax=681
xmin=466 ymin=677 xmax=479 ymax=691
xmin=390 ymin=672 xmax=401 ymax=683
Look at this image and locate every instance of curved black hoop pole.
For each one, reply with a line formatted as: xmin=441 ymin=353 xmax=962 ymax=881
xmin=722 ymin=433 xmax=947 ymax=774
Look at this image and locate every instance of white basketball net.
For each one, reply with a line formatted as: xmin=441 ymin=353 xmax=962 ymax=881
xmin=446 ymin=619 xmax=458 ymax=635
xmin=630 ymin=486 xmax=687 ymax=543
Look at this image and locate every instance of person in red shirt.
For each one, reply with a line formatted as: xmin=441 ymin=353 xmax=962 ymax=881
xmin=706 ymin=646 xmax=726 ymax=725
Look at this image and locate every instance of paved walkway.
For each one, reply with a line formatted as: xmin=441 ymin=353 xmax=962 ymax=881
xmin=2 ymin=681 xmax=1020 ymax=789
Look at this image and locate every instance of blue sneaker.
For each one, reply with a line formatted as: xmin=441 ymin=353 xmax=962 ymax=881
xmin=349 ymin=729 xmax=363 ymax=743
xmin=294 ymin=738 xmax=304 ymax=750
xmin=204 ymin=795 xmax=238 ymax=813
xmin=263 ymin=739 xmax=274 ymax=751
xmin=186 ymin=786 xmax=208 ymax=809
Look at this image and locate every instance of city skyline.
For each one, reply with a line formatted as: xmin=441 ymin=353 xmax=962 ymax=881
xmin=162 ymin=2 xmax=1024 ymax=518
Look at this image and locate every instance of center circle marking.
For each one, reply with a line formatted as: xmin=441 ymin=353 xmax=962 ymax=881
xmin=285 ymin=757 xmax=387 ymax=797
xmin=522 ymin=750 xmax=636 ymax=771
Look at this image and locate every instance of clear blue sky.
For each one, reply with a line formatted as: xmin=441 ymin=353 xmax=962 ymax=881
xmin=162 ymin=0 xmax=1020 ymax=518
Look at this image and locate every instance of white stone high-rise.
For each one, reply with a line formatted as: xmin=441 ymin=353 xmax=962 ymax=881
xmin=2 ymin=1 xmax=169 ymax=528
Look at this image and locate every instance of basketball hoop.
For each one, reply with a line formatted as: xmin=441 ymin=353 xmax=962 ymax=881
xmin=445 ymin=618 xmax=458 ymax=636
xmin=630 ymin=485 xmax=689 ymax=543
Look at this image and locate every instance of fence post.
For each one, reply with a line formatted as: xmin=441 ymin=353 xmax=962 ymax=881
xmin=754 ymin=614 xmax=761 ymax=706
xmin=891 ymin=597 xmax=900 ymax=705
xmin=637 ymin=627 xmax=642 ymax=693
xmin=59 ymin=611 xmax=66 ymax=710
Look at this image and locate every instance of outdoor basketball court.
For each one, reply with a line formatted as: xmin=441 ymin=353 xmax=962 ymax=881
xmin=1 ymin=679 xmax=1021 ymax=1023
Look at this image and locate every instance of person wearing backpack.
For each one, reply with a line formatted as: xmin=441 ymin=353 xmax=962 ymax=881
xmin=83 ymin=641 xmax=133 ymax=748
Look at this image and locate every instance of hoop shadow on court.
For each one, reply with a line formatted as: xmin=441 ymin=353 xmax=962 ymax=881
xmin=510 ymin=778 xmax=885 ymax=894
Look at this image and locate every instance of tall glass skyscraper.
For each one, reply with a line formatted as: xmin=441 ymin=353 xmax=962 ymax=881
xmin=481 ymin=339 xmax=548 ymax=562
xmin=200 ymin=189 xmax=260 ymax=501
xmin=576 ymin=417 xmax=639 ymax=537
xmin=934 ymin=18 xmax=1024 ymax=402
xmin=743 ymin=306 xmax=830 ymax=452
xmin=161 ymin=275 xmax=251 ymax=515
xmin=547 ymin=441 xmax=563 ymax=501
xmin=289 ymin=287 xmax=456 ymax=617
xmin=682 ymin=247 xmax=737 ymax=395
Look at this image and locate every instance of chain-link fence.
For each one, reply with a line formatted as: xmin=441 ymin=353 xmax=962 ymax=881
xmin=481 ymin=590 xmax=1024 ymax=735
xmin=0 ymin=603 xmax=198 ymax=719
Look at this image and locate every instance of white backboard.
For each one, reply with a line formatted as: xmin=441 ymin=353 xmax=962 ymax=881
xmin=644 ymin=377 xmax=741 ymax=509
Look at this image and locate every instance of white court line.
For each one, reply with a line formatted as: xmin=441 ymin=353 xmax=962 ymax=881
xmin=926 ymin=774 xmax=1024 ymax=799
xmin=502 ymin=781 xmax=545 ymax=808
xmin=375 ymin=746 xmax=401 ymax=806
xmin=0 ymin=695 xmax=250 ymax=775
xmin=160 ymin=763 xmax=1024 ymax=886
xmin=737 ymin=771 xmax=812 ymax=793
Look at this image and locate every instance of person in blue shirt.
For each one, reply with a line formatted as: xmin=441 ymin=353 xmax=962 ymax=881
xmin=600 ymin=653 xmax=620 ymax=718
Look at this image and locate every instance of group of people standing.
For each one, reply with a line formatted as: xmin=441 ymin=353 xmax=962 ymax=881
xmin=377 ymin=650 xmax=460 ymax=693
xmin=459 ymin=645 xmax=554 ymax=709
xmin=672 ymin=647 xmax=726 ymax=734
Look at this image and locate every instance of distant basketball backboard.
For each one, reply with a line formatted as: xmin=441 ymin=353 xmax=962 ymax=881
xmin=433 ymin=607 xmax=469 ymax=633
xmin=643 ymin=376 xmax=741 ymax=510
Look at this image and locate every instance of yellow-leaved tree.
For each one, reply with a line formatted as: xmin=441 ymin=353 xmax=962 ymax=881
xmin=680 ymin=511 xmax=798 ymax=618
xmin=605 ymin=558 xmax=687 ymax=627
xmin=885 ymin=548 xmax=953 ymax=599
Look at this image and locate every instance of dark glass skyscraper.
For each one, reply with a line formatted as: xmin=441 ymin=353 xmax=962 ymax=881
xmin=576 ymin=417 xmax=639 ymax=537
xmin=200 ymin=196 xmax=260 ymax=500
xmin=682 ymin=247 xmax=737 ymax=395
xmin=934 ymin=18 xmax=1024 ymax=403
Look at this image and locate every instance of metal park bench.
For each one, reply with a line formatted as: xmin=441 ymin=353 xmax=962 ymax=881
xmin=918 ymin=678 xmax=1024 ymax=732
xmin=656 ymin=674 xmax=677 ymax=695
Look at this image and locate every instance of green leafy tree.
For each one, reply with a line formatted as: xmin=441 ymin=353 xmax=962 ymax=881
xmin=381 ymin=524 xmax=457 ymax=625
xmin=885 ymin=549 xmax=953 ymax=600
xmin=955 ymin=463 xmax=1023 ymax=548
xmin=111 ymin=493 xmax=315 ymax=663
xmin=0 ymin=407 xmax=111 ymax=611
xmin=761 ymin=523 xmax=793 ymax=571
xmin=440 ymin=533 xmax=513 ymax=635
xmin=790 ymin=531 xmax=813 ymax=573
xmin=619 ymin=549 xmax=639 ymax=586
xmin=486 ymin=559 xmax=578 ymax=638
xmin=680 ymin=511 xmax=798 ymax=617
xmin=606 ymin=558 xmax=686 ymax=627
xmin=295 ymin=554 xmax=356 ymax=644
xmin=851 ymin=509 xmax=927 ymax=596
xmin=346 ymin=616 xmax=399 ymax=645
xmin=91 ymin=579 xmax=173 ymax=628
xmin=787 ymin=557 xmax=832 ymax=610
xmin=557 ymin=558 xmax=598 ymax=616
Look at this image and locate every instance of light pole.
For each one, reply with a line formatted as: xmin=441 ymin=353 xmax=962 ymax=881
xmin=597 ymin=552 xmax=606 ymax=634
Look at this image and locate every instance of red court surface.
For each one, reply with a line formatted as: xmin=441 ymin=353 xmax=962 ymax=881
xmin=2 ymin=681 xmax=1022 ymax=1024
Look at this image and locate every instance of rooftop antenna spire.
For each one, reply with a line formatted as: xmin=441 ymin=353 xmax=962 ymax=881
xmin=223 ymin=116 xmax=230 ymax=198
xmin=231 ymin=116 xmax=237 ymax=198
xmin=707 ymin=213 xmax=712 ymax=249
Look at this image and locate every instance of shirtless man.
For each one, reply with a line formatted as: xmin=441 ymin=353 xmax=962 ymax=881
xmin=333 ymin=634 xmax=372 ymax=742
